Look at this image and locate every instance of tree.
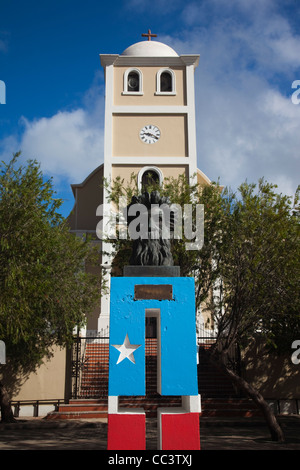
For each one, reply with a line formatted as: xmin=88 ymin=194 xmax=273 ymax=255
xmin=208 ymin=179 xmax=300 ymax=442
xmin=103 ymin=172 xmax=224 ymax=310
xmin=104 ymin=174 xmax=300 ymax=443
xmin=0 ymin=154 xmax=104 ymax=422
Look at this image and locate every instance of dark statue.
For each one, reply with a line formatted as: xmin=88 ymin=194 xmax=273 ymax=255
xmin=125 ymin=191 xmax=176 ymax=266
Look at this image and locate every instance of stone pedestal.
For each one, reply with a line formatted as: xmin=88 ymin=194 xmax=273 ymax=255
xmin=123 ymin=265 xmax=180 ymax=277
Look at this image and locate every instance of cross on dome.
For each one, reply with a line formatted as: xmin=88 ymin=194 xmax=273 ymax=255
xmin=141 ymin=29 xmax=157 ymax=41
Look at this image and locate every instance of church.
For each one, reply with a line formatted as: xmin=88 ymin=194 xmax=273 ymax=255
xmin=8 ymin=33 xmax=216 ymax=417
xmin=9 ymin=33 xmax=298 ymax=420
xmin=68 ymin=31 xmax=212 ymax=336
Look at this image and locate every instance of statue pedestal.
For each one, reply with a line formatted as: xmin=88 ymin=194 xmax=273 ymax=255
xmin=107 ymin=411 xmax=146 ymax=450
xmin=123 ymin=265 xmax=180 ymax=277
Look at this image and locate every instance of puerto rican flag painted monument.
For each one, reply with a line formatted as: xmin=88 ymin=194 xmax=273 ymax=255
xmin=99 ymin=30 xmax=203 ymax=451
xmin=107 ymin=275 xmax=201 ymax=450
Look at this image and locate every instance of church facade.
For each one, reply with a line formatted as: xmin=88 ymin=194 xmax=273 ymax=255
xmin=68 ymin=33 xmax=212 ymax=336
xmin=7 ymin=35 xmax=299 ymax=418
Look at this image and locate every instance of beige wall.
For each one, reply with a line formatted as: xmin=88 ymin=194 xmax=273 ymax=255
xmin=11 ymin=347 xmax=67 ymax=401
xmin=67 ymin=165 xmax=209 ymax=235
xmin=112 ymin=164 xmax=188 ymax=187
xmin=242 ymin=337 xmax=300 ymax=399
xmin=68 ymin=165 xmax=104 ymax=232
xmin=197 ymin=169 xmax=212 ymax=186
xmin=112 ymin=114 xmax=188 ymax=157
xmin=114 ymin=66 xmax=186 ymax=106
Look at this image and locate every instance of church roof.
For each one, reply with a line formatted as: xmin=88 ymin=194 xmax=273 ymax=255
xmin=121 ymin=40 xmax=179 ymax=57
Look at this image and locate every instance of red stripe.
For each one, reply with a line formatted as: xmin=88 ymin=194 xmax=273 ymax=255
xmin=161 ymin=413 xmax=200 ymax=450
xmin=107 ymin=414 xmax=146 ymax=450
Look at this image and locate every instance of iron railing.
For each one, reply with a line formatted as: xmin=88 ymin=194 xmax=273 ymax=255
xmin=70 ymin=328 xmax=240 ymax=400
xmin=71 ymin=332 xmax=109 ymax=399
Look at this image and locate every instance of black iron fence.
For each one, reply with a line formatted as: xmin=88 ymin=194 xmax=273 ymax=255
xmin=70 ymin=328 xmax=241 ymax=400
xmin=70 ymin=332 xmax=160 ymax=400
xmin=71 ymin=332 xmax=109 ymax=399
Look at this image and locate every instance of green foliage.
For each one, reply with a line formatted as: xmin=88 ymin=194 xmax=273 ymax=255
xmin=213 ymin=179 xmax=300 ymax=352
xmin=103 ymin=172 xmax=225 ymax=310
xmin=0 ymin=153 xmax=103 ymax=373
xmin=104 ymin=173 xmax=300 ymax=354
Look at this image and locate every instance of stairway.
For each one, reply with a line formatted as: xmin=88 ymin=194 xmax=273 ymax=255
xmin=197 ymin=345 xmax=239 ymax=398
xmin=78 ymin=343 xmax=109 ymax=398
xmin=46 ymin=339 xmax=262 ymax=420
xmin=46 ymin=397 xmax=262 ymax=420
xmin=201 ymin=398 xmax=262 ymax=417
xmin=73 ymin=338 xmax=157 ymax=399
xmin=46 ymin=399 xmax=108 ymax=420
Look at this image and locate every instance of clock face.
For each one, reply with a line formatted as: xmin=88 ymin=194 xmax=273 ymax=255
xmin=140 ymin=125 xmax=161 ymax=144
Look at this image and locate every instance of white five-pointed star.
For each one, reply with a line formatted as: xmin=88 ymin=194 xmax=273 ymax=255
xmin=112 ymin=333 xmax=141 ymax=365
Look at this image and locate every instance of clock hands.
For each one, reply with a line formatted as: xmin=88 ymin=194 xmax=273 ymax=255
xmin=141 ymin=132 xmax=159 ymax=140
xmin=140 ymin=125 xmax=161 ymax=143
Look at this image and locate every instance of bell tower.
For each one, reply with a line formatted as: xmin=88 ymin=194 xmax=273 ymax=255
xmin=100 ymin=31 xmax=199 ymax=192
xmin=68 ymin=33 xmax=211 ymax=335
xmin=98 ymin=33 xmax=201 ymax=332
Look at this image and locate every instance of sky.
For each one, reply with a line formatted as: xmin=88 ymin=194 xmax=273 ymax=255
xmin=0 ymin=0 xmax=300 ymax=217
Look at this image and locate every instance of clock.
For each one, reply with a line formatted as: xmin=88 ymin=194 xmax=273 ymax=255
xmin=140 ymin=125 xmax=161 ymax=144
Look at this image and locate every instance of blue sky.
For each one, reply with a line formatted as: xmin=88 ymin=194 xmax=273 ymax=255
xmin=1 ymin=0 xmax=300 ymax=217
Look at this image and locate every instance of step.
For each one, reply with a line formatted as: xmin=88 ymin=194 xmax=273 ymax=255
xmin=201 ymin=409 xmax=262 ymax=417
xmin=47 ymin=410 xmax=108 ymax=420
xmin=202 ymin=398 xmax=259 ymax=408
xmin=69 ymin=399 xmax=107 ymax=405
xmin=200 ymin=398 xmax=263 ymax=417
xmin=46 ymin=399 xmax=108 ymax=420
xmin=46 ymin=397 xmax=181 ymax=420
xmin=80 ymin=376 xmax=108 ymax=382
xmin=47 ymin=397 xmax=262 ymax=420
xmin=58 ymin=403 xmax=107 ymax=413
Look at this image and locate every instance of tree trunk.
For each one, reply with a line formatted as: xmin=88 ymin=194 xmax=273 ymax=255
xmin=0 ymin=381 xmax=16 ymax=423
xmin=209 ymin=354 xmax=285 ymax=443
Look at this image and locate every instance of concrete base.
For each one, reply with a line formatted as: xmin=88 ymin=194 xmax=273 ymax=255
xmin=107 ymin=414 xmax=146 ymax=450
xmin=159 ymin=412 xmax=200 ymax=450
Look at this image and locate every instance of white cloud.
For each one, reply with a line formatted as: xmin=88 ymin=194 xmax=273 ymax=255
xmin=160 ymin=1 xmax=300 ymax=197
xmin=20 ymin=108 xmax=103 ymax=184
xmin=0 ymin=79 xmax=105 ymax=189
xmin=195 ymin=63 xmax=300 ymax=197
xmin=193 ymin=62 xmax=299 ymax=181
xmin=1 ymin=0 xmax=299 ymax=204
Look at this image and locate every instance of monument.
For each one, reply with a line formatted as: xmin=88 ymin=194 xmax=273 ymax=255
xmin=107 ymin=192 xmax=201 ymax=450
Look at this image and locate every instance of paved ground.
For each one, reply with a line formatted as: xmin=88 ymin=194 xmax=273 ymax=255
xmin=0 ymin=416 xmax=299 ymax=451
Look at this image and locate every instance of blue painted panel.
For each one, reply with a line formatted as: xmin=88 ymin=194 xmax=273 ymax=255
xmin=109 ymin=278 xmax=145 ymax=396
xmin=159 ymin=278 xmax=198 ymax=395
xmin=108 ymin=277 xmax=198 ymax=397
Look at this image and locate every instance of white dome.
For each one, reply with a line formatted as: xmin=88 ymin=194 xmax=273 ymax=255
xmin=121 ymin=40 xmax=178 ymax=57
